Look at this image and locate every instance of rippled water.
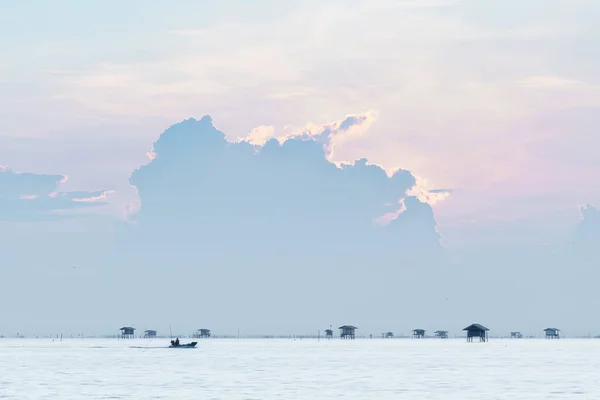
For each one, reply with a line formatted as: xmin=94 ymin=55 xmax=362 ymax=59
xmin=1 ymin=338 xmax=599 ymax=399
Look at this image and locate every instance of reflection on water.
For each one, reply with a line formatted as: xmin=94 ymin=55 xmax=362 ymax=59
xmin=0 ymin=338 xmax=598 ymax=399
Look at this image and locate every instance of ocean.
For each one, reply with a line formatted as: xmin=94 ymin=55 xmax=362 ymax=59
xmin=1 ymin=338 xmax=598 ymax=399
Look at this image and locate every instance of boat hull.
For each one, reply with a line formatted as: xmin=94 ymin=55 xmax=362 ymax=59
xmin=169 ymin=342 xmax=197 ymax=348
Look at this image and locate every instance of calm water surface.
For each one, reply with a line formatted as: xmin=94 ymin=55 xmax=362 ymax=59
xmin=1 ymin=338 xmax=599 ymax=399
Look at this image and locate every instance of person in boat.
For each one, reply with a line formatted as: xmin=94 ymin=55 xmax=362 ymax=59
xmin=175 ymin=338 xmax=180 ymax=346
xmin=170 ymin=340 xmax=175 ymax=346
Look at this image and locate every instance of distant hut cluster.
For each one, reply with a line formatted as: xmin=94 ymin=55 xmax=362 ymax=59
xmin=118 ymin=326 xmax=218 ymax=339
xmin=328 ymin=326 xmax=460 ymax=340
xmin=116 ymin=323 xmax=567 ymax=342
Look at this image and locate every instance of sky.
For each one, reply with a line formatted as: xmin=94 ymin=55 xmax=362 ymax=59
xmin=0 ymin=0 xmax=599 ymax=336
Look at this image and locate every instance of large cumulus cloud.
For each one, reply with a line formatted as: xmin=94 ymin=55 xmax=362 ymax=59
xmin=110 ymin=115 xmax=445 ymax=331
xmin=123 ymin=115 xmax=442 ymax=256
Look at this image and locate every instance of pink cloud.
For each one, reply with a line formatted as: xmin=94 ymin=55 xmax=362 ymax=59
xmin=71 ymin=190 xmax=116 ymax=203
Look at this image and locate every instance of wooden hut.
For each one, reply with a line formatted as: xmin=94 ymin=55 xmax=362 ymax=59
xmin=463 ymin=323 xmax=489 ymax=342
xmin=434 ymin=330 xmax=448 ymax=339
xmin=339 ymin=325 xmax=357 ymax=339
xmin=120 ymin=326 xmax=135 ymax=339
xmin=199 ymin=329 xmax=211 ymax=338
xmin=544 ymin=328 xmax=560 ymax=339
xmin=325 ymin=329 xmax=333 ymax=339
xmin=412 ymin=329 xmax=426 ymax=339
xmin=143 ymin=329 xmax=157 ymax=338
xmin=192 ymin=329 xmax=212 ymax=338
xmin=510 ymin=331 xmax=523 ymax=339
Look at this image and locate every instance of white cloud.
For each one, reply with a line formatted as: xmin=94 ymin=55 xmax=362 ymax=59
xmin=240 ymin=110 xmax=380 ymax=161
xmin=406 ymin=176 xmax=452 ymax=206
xmin=242 ymin=125 xmax=276 ymax=146
xmin=374 ymin=175 xmax=452 ymax=226
xmin=41 ymin=1 xmax=599 ymax=127
xmin=146 ymin=150 xmax=156 ymax=161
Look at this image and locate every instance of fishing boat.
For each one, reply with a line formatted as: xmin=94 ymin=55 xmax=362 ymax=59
xmin=169 ymin=341 xmax=197 ymax=348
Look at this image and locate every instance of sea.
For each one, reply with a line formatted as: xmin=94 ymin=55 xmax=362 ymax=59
xmin=1 ymin=338 xmax=599 ymax=399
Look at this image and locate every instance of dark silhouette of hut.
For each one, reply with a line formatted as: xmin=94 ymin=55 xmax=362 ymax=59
xmin=199 ymin=329 xmax=211 ymax=338
xmin=120 ymin=327 xmax=135 ymax=339
xmin=412 ymin=329 xmax=425 ymax=338
xmin=200 ymin=328 xmax=211 ymax=338
xmin=463 ymin=323 xmax=489 ymax=342
xmin=143 ymin=329 xmax=157 ymax=338
xmin=192 ymin=329 xmax=211 ymax=338
xmin=384 ymin=332 xmax=394 ymax=338
xmin=339 ymin=325 xmax=357 ymax=339
xmin=544 ymin=328 xmax=560 ymax=339
xmin=434 ymin=330 xmax=448 ymax=339
xmin=510 ymin=331 xmax=523 ymax=339
xmin=325 ymin=329 xmax=333 ymax=339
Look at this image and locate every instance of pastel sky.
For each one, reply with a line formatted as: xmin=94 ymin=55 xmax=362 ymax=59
xmin=0 ymin=0 xmax=599 ymax=335
xmin=3 ymin=1 xmax=599 ymax=220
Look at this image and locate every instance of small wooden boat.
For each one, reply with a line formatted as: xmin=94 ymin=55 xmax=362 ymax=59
xmin=169 ymin=341 xmax=197 ymax=348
